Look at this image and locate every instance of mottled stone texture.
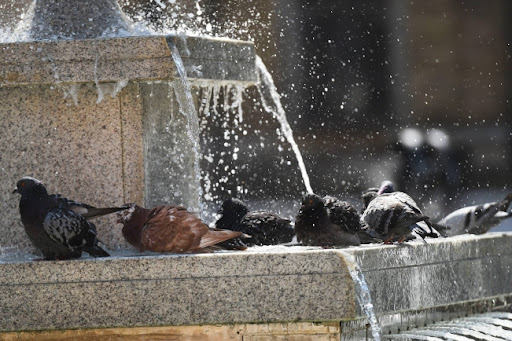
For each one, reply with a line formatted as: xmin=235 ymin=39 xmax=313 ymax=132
xmin=0 ymin=83 xmax=134 ymax=251
xmin=0 ymin=35 xmax=256 ymax=254
xmin=0 ymin=250 xmax=356 ymax=332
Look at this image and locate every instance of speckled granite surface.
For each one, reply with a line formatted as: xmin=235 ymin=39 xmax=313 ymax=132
xmin=0 ymin=83 xmax=131 ymax=251
xmin=0 ymin=248 xmax=356 ymax=332
xmin=1 ymin=234 xmax=511 ymax=333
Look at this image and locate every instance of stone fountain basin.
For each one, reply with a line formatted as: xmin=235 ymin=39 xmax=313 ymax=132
xmin=1 ymin=233 xmax=511 ymax=338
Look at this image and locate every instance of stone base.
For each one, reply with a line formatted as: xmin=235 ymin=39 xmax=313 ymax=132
xmin=0 ymin=322 xmax=341 ymax=341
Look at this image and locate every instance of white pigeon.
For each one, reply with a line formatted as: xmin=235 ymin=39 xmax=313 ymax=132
xmin=437 ymin=193 xmax=512 ymax=236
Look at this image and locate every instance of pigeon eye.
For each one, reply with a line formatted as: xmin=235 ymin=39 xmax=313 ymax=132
xmin=20 ymin=182 xmax=25 ymax=187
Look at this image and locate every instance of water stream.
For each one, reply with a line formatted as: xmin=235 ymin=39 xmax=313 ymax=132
xmin=255 ymin=55 xmax=314 ymax=194
xmin=167 ymin=40 xmax=203 ymax=214
xmin=341 ymin=251 xmax=382 ymax=341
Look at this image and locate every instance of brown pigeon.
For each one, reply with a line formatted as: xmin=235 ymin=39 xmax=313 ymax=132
xmin=117 ymin=203 xmax=245 ymax=253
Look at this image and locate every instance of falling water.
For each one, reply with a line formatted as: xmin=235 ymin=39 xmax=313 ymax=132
xmin=386 ymin=312 xmax=512 ymax=340
xmin=167 ymin=40 xmax=203 ymax=214
xmin=255 ymin=55 xmax=314 ymax=194
xmin=341 ymin=252 xmax=381 ymax=340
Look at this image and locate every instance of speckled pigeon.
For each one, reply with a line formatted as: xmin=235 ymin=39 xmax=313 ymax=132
xmin=437 ymin=193 xmax=512 ymax=235
xmin=118 ymin=203 xmax=246 ymax=253
xmin=361 ymin=187 xmax=379 ymax=213
xmin=295 ymin=193 xmax=361 ymax=247
xmin=214 ymin=198 xmax=295 ymax=247
xmin=361 ymin=181 xmax=438 ymax=243
xmin=323 ymin=195 xmax=381 ymax=243
xmin=13 ymin=177 xmax=111 ymax=260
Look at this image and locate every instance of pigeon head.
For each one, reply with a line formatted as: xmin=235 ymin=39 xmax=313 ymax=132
xmin=361 ymin=187 xmax=379 ymax=209
xmin=13 ymin=177 xmax=48 ymax=197
xmin=116 ymin=203 xmax=151 ymax=250
xmin=117 ymin=203 xmax=143 ymax=224
xmin=377 ymin=180 xmax=394 ymax=195
xmin=300 ymin=193 xmax=324 ymax=212
xmin=218 ymin=198 xmax=249 ymax=218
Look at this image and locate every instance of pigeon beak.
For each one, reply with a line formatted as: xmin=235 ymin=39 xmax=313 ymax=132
xmin=12 ymin=187 xmax=18 ymax=194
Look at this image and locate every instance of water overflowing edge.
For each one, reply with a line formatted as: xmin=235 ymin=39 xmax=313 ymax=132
xmin=339 ymin=250 xmax=382 ymax=340
xmin=167 ymin=39 xmax=204 ymax=215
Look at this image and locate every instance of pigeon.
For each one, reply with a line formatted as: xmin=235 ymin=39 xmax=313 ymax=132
xmin=437 ymin=193 xmax=512 ymax=235
xmin=323 ymin=195 xmax=381 ymax=244
xmin=13 ymin=177 xmax=111 ymax=260
xmin=295 ymin=193 xmax=361 ymax=247
xmin=361 ymin=181 xmax=438 ymax=243
xmin=214 ymin=198 xmax=295 ymax=246
xmin=361 ymin=187 xmax=379 ymax=213
xmin=117 ymin=203 xmax=245 ymax=253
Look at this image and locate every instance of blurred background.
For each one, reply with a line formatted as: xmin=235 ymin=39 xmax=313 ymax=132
xmin=1 ymin=0 xmax=511 ymax=228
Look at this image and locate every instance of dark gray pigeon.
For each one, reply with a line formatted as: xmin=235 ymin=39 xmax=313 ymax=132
xmin=323 ymin=195 xmax=381 ymax=244
xmin=437 ymin=192 xmax=512 ymax=235
xmin=215 ymin=198 xmax=294 ymax=246
xmin=361 ymin=181 xmax=438 ymax=243
xmin=13 ymin=177 xmax=114 ymax=260
xmin=295 ymin=193 xmax=361 ymax=247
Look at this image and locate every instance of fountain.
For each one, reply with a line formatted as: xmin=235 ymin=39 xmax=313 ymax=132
xmin=0 ymin=0 xmax=257 ymax=250
xmin=1 ymin=1 xmax=512 ymax=340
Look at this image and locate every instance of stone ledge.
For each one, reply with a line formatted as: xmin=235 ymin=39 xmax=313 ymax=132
xmin=0 ymin=248 xmax=356 ymax=332
xmin=345 ymin=233 xmax=512 ymax=315
xmin=1 ymin=233 xmax=511 ymax=334
xmin=0 ymin=35 xmax=256 ymax=86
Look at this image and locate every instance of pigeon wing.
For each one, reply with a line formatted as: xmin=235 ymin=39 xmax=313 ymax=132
xmin=241 ymin=211 xmax=294 ymax=245
xmin=43 ymin=209 xmax=90 ymax=251
xmin=141 ymin=205 xmax=210 ymax=253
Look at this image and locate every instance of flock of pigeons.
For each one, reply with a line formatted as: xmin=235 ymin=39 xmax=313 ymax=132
xmin=12 ymin=176 xmax=512 ymax=260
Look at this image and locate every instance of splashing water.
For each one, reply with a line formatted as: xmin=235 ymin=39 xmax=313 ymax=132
xmin=387 ymin=312 xmax=512 ymax=341
xmin=167 ymin=39 xmax=203 ymax=214
xmin=255 ymin=55 xmax=314 ymax=194
xmin=341 ymin=252 xmax=381 ymax=341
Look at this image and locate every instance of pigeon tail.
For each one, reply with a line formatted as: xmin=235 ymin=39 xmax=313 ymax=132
xmin=498 ymin=192 xmax=512 ymax=212
xmin=79 ymin=206 xmax=129 ymax=219
xmin=198 ymin=229 xmax=245 ymax=249
xmin=83 ymin=244 xmax=110 ymax=257
xmin=429 ymin=222 xmax=450 ymax=237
